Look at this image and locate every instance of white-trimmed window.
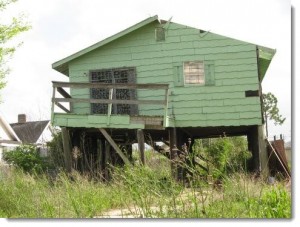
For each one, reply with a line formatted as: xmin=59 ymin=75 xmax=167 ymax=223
xmin=184 ymin=61 xmax=205 ymax=85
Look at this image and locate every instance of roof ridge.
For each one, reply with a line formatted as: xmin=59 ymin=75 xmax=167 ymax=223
xmin=10 ymin=120 xmax=50 ymax=125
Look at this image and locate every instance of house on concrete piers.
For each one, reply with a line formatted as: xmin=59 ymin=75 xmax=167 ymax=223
xmin=51 ymin=16 xmax=275 ymax=177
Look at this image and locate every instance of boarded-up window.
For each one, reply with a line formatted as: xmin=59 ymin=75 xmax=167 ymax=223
xmin=184 ymin=61 xmax=205 ymax=85
xmin=155 ymin=27 xmax=165 ymax=41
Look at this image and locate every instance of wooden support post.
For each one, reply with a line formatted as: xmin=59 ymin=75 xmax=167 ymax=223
xmin=126 ymin=144 xmax=133 ymax=162
xmin=247 ymin=127 xmax=260 ymax=173
xmin=137 ymin=129 xmax=145 ymax=165
xmin=163 ymin=87 xmax=169 ymax=127
xmin=169 ymin=127 xmax=178 ymax=179
xmin=247 ymin=133 xmax=255 ymax=172
xmin=61 ymin=127 xmax=72 ymax=173
xmin=107 ymin=88 xmax=113 ymax=125
xmin=51 ymin=86 xmax=56 ymax=123
xmin=104 ymin=140 xmax=111 ymax=181
xmin=100 ymin=139 xmax=106 ymax=179
xmin=247 ymin=125 xmax=269 ymax=177
xmin=99 ymin=128 xmax=131 ymax=165
xmin=96 ymin=139 xmax=102 ymax=172
xmin=258 ymin=125 xmax=269 ymax=177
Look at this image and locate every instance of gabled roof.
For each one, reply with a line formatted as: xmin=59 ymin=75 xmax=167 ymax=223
xmin=52 ymin=15 xmax=159 ymax=76
xmin=52 ymin=15 xmax=275 ymax=80
xmin=10 ymin=121 xmax=50 ymax=144
xmin=0 ymin=113 xmax=21 ymax=145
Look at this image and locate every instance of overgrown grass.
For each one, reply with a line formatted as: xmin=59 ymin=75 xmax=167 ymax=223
xmin=0 ymin=164 xmax=291 ymax=218
xmin=0 ymin=167 xmax=129 ymax=218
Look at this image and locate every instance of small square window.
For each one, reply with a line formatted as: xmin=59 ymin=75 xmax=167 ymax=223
xmin=184 ymin=61 xmax=205 ymax=85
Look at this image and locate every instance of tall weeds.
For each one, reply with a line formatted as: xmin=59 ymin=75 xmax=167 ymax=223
xmin=0 ymin=165 xmax=291 ymax=218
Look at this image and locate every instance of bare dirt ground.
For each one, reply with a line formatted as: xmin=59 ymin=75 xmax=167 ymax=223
xmin=94 ymin=188 xmax=212 ymax=218
xmin=96 ymin=207 xmax=145 ymax=218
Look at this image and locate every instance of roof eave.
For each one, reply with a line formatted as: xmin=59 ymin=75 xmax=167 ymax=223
xmin=52 ymin=15 xmax=159 ymax=76
xmin=257 ymin=45 xmax=276 ymax=81
xmin=0 ymin=114 xmax=21 ymax=142
xmin=35 ymin=121 xmax=51 ymax=144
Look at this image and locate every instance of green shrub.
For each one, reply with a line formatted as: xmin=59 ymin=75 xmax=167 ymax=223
xmin=247 ymin=185 xmax=291 ymax=218
xmin=3 ymin=144 xmax=48 ymax=174
xmin=206 ymin=137 xmax=232 ymax=178
xmin=192 ymin=136 xmax=252 ymax=179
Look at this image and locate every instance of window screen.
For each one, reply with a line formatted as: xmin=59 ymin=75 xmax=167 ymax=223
xmin=184 ymin=61 xmax=205 ymax=85
xmin=90 ymin=67 xmax=137 ymax=115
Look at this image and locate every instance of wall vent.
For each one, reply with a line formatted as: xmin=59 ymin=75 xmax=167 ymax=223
xmin=155 ymin=27 xmax=165 ymax=41
xmin=245 ymin=90 xmax=260 ymax=97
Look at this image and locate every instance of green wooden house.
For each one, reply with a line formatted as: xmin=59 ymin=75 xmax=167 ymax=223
xmin=51 ymin=16 xmax=275 ymax=176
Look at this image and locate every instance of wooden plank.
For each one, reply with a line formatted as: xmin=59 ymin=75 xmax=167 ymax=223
xmin=163 ymin=88 xmax=169 ymax=127
xmin=137 ymin=129 xmax=145 ymax=165
xmin=194 ymin=44 xmax=255 ymax=55
xmin=53 ymin=98 xmax=165 ymax=105
xmin=0 ymin=140 xmax=21 ymax=145
xmin=258 ymin=125 xmax=269 ymax=177
xmin=57 ymin=87 xmax=71 ymax=98
xmin=88 ymin=115 xmax=130 ymax=124
xmin=55 ymin=102 xmax=71 ymax=113
xmin=52 ymin=81 xmax=169 ymax=90
xmin=169 ymin=128 xmax=178 ymax=179
xmin=107 ymin=88 xmax=113 ymax=125
xmin=173 ymin=84 xmax=258 ymax=95
xmin=61 ymin=127 xmax=72 ymax=173
xmin=51 ymin=86 xmax=55 ymax=123
xmin=99 ymin=128 xmax=131 ymax=165
xmin=222 ymin=77 xmax=258 ymax=86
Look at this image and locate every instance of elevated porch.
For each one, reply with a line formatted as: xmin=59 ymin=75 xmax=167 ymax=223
xmin=51 ymin=81 xmax=173 ymax=130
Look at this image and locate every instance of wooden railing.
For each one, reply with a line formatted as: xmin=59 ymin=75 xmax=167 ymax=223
xmin=51 ymin=81 xmax=170 ymax=126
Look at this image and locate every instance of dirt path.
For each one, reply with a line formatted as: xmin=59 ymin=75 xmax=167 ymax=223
xmin=94 ymin=188 xmax=212 ymax=218
xmin=95 ymin=207 xmax=145 ymax=218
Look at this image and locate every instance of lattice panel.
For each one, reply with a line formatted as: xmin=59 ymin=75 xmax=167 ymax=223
xmin=90 ymin=67 xmax=137 ymax=115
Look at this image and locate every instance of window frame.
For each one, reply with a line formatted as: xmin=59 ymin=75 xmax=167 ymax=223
xmin=183 ymin=61 xmax=205 ymax=86
xmin=89 ymin=67 xmax=138 ymax=115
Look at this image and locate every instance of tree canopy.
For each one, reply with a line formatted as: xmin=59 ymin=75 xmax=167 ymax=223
xmin=0 ymin=0 xmax=31 ymax=93
xmin=262 ymin=92 xmax=286 ymax=137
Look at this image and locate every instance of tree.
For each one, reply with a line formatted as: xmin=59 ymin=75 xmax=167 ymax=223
xmin=262 ymin=92 xmax=286 ymax=138
xmin=0 ymin=0 xmax=31 ymax=93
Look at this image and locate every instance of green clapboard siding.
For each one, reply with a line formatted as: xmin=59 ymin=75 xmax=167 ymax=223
xmin=62 ymin=19 xmax=262 ymax=128
xmin=53 ymin=113 xmax=144 ymax=129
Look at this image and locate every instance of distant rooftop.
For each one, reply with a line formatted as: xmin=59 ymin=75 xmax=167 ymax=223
xmin=9 ymin=114 xmax=50 ymax=144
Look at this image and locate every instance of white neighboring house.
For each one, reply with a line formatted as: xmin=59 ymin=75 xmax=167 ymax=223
xmin=9 ymin=114 xmax=53 ymax=157
xmin=0 ymin=113 xmax=21 ymax=163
